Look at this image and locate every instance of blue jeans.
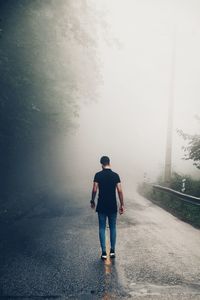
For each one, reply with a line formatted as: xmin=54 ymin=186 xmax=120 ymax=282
xmin=98 ymin=212 xmax=117 ymax=252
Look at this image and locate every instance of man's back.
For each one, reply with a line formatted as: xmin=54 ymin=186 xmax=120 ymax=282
xmin=94 ymin=169 xmax=120 ymax=214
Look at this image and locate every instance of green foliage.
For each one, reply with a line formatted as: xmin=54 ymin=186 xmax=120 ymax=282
xmin=139 ymin=169 xmax=200 ymax=228
xmin=0 ymin=1 xmax=101 ymax=142
xmin=157 ymin=172 xmax=200 ymax=197
xmin=151 ymin=190 xmax=200 ymax=228
xmin=138 ymin=182 xmax=200 ymax=228
xmin=0 ymin=0 xmax=105 ymax=193
xmin=170 ymin=172 xmax=200 ymax=197
xmin=178 ymin=118 xmax=200 ymax=169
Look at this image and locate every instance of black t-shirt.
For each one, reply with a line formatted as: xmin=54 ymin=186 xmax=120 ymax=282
xmin=93 ymin=169 xmax=121 ymax=214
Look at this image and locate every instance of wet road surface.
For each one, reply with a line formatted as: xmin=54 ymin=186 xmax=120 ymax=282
xmin=0 ymin=191 xmax=200 ymax=299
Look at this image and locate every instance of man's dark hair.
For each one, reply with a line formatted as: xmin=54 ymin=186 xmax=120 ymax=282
xmin=100 ymin=156 xmax=110 ymax=166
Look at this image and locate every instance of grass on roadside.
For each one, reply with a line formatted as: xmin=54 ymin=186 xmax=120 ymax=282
xmin=138 ymin=183 xmax=200 ymax=229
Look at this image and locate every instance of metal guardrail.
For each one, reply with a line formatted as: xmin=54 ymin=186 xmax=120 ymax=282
xmin=153 ymin=184 xmax=200 ymax=206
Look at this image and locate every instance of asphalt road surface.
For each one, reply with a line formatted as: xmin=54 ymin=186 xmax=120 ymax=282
xmin=1 ymin=190 xmax=200 ymax=299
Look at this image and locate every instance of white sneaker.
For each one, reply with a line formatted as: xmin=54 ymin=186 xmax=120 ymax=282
xmin=110 ymin=249 xmax=115 ymax=258
xmin=101 ymin=251 xmax=107 ymax=259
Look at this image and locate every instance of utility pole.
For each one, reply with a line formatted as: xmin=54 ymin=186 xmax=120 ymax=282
xmin=164 ymin=29 xmax=176 ymax=186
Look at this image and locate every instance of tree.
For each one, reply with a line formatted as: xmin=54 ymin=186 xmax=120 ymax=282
xmin=178 ymin=117 xmax=200 ymax=169
xmin=0 ymin=0 xmax=105 ymax=195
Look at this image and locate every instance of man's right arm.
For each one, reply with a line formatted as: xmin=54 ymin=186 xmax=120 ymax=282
xmin=90 ymin=181 xmax=98 ymax=209
xmin=116 ymin=183 xmax=124 ymax=214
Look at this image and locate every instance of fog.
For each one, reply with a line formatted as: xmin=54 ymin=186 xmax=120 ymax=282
xmin=1 ymin=0 xmax=200 ymax=200
xmin=51 ymin=0 xmax=200 ymax=197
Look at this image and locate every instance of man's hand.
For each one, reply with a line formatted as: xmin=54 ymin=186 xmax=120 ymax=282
xmin=117 ymin=183 xmax=124 ymax=215
xmin=90 ymin=182 xmax=98 ymax=210
xmin=119 ymin=205 xmax=124 ymax=215
xmin=90 ymin=200 xmax=96 ymax=209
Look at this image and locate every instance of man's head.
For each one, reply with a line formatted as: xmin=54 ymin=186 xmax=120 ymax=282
xmin=100 ymin=156 xmax=110 ymax=167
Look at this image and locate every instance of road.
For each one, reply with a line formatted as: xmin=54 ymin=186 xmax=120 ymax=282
xmin=0 ymin=190 xmax=200 ymax=299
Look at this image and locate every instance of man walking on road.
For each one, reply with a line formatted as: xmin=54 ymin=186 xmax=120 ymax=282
xmin=90 ymin=156 xmax=124 ymax=260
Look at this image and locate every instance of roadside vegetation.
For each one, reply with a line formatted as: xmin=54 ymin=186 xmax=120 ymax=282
xmin=139 ymin=119 xmax=200 ymax=228
xmin=138 ymin=172 xmax=200 ymax=229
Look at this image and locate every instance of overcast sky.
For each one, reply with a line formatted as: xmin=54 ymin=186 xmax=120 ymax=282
xmin=58 ymin=0 xmax=200 ymax=195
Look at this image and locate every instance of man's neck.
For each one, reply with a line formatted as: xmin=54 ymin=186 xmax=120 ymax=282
xmin=102 ymin=165 xmax=111 ymax=170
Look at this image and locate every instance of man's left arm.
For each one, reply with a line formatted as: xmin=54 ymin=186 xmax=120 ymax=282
xmin=90 ymin=182 xmax=98 ymax=209
xmin=116 ymin=182 xmax=124 ymax=214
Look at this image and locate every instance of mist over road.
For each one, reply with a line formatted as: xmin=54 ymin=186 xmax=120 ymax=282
xmin=1 ymin=191 xmax=200 ymax=299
